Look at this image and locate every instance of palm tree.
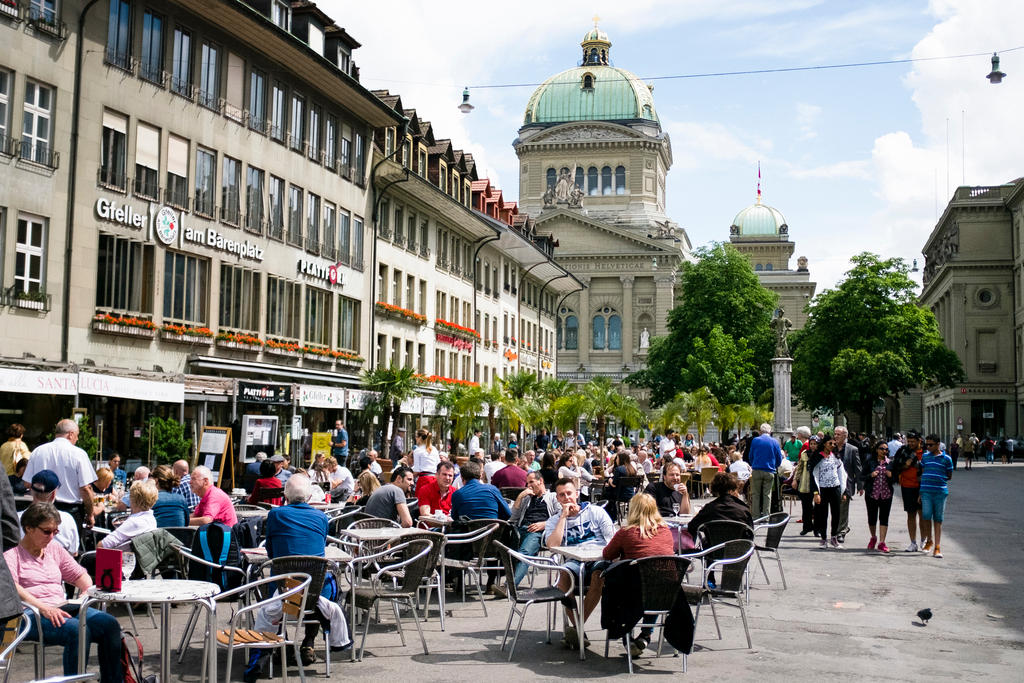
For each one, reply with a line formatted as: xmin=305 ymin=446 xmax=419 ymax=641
xmin=686 ymin=387 xmax=717 ymax=445
xmin=551 ymin=393 xmax=588 ymax=435
xmin=361 ymin=365 xmax=423 ymax=456
xmin=711 ymin=400 xmax=742 ymax=444
xmin=500 ymin=370 xmax=539 ymax=445
xmin=478 ymin=381 xmax=504 ymax=443
xmin=436 ymin=384 xmax=483 ymax=452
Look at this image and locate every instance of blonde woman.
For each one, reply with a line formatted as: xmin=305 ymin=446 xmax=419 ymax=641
xmin=602 ymin=493 xmax=675 ymax=657
xmin=98 ymin=480 xmax=158 ymax=551
xmin=354 ymin=469 xmax=381 ymax=506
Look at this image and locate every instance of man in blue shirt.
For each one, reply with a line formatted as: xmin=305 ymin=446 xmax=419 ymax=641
xmin=748 ymin=422 xmax=783 ymax=521
xmin=253 ymin=473 xmax=349 ymax=675
xmin=451 ymin=460 xmax=511 ymax=521
xmin=330 ymin=420 xmax=348 ymax=466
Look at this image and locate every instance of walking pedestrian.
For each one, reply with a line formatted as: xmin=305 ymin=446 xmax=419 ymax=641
xmin=834 ymin=426 xmax=863 ymax=542
xmin=748 ymin=423 xmax=783 ymax=521
xmin=892 ymin=431 xmax=925 ymax=552
xmin=863 ymin=441 xmax=894 ymax=553
xmin=920 ymin=434 xmax=953 ymax=558
xmin=961 ymin=432 xmax=977 ymax=470
xmin=810 ymin=434 xmax=846 ymax=549
xmin=792 ymin=435 xmax=820 ymax=536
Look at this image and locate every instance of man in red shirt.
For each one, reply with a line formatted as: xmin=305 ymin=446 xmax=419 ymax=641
xmin=490 ymin=450 xmax=527 ymax=489
xmin=188 ymin=466 xmax=238 ymax=527
xmin=417 ymin=461 xmax=455 ymax=518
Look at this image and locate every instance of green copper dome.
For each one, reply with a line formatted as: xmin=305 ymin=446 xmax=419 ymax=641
xmin=731 ymin=202 xmax=788 ymax=236
xmin=523 ymin=65 xmax=658 ymax=125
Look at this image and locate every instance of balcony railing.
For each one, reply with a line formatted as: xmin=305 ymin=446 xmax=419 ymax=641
xmin=193 ymin=194 xmax=215 ymax=218
xmin=267 ymin=219 xmax=284 ymax=241
xmin=27 ymin=6 xmax=65 ymax=38
xmin=19 ymin=141 xmax=58 ymax=169
xmin=244 ymin=210 xmax=264 ymax=235
xmin=139 ymin=63 xmax=164 ymax=86
xmin=133 ymin=176 xmax=160 ymax=201
xmin=0 ymin=0 xmax=20 ymax=20
xmin=104 ymin=47 xmax=134 ymax=73
xmin=97 ymin=165 xmax=126 ymax=191
xmin=321 ymin=243 xmax=337 ymax=261
xmin=170 ymin=76 xmax=194 ymax=100
xmin=418 ymin=246 xmax=430 ymax=260
xmin=220 ymin=204 xmax=241 ymax=226
xmin=305 ymin=232 xmax=320 ymax=254
xmin=164 ymin=183 xmax=188 ymax=210
xmin=287 ymin=224 xmax=303 ymax=247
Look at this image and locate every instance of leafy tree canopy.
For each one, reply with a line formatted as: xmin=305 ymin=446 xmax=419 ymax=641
xmin=791 ymin=253 xmax=964 ymax=421
xmin=628 ymin=243 xmax=778 ymax=406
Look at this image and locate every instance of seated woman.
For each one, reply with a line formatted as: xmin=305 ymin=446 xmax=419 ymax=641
xmin=6 ymin=503 xmax=123 ymax=683
xmin=98 ymin=479 xmax=159 ymax=551
xmin=353 ymin=469 xmax=381 ymax=506
xmin=9 ymin=458 xmax=28 ymax=495
xmin=150 ymin=464 xmax=190 ymax=528
xmin=249 ymin=459 xmax=284 ymax=505
xmin=687 ymin=472 xmax=753 ymax=541
xmin=603 ymin=493 xmax=675 ymax=657
xmin=604 ymin=450 xmax=638 ymax=521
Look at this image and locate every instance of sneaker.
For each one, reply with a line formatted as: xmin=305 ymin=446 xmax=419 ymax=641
xmin=867 ymin=536 xmax=877 ymax=550
xmin=838 ymin=534 xmax=846 ymax=544
xmin=300 ymin=646 xmax=317 ymax=666
xmin=830 ymin=536 xmax=840 ymax=549
xmin=922 ymin=540 xmax=933 ymax=552
xmin=933 ymin=546 xmax=942 ymax=558
xmin=905 ymin=542 xmax=919 ymax=552
xmin=819 ymin=539 xmax=827 ymax=549
xmin=630 ymin=637 xmax=649 ymax=658
xmin=878 ymin=542 xmax=890 ymax=553
xmin=490 ymin=584 xmax=507 ymax=598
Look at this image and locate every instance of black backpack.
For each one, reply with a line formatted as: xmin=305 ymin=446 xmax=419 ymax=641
xmin=232 ymin=516 xmax=264 ymax=550
xmin=188 ymin=522 xmax=243 ymax=591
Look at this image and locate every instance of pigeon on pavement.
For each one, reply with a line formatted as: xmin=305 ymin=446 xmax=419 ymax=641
xmin=917 ymin=608 xmax=933 ymax=625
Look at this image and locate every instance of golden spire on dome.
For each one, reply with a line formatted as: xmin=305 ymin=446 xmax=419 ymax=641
xmin=581 ymin=18 xmax=611 ymax=65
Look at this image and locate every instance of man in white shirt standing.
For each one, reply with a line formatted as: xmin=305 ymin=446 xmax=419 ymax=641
xmin=469 ymin=429 xmax=481 ymax=458
xmin=23 ymin=419 xmax=96 ymax=527
xmin=658 ymin=430 xmax=677 ymax=463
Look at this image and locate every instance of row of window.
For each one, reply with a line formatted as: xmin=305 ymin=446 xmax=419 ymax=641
xmin=377 ymin=263 xmax=428 ymax=317
xmin=556 ymin=314 xmax=624 ymax=351
xmin=0 ymin=69 xmax=57 ymax=168
xmin=106 ymin=2 xmax=368 ymax=180
xmin=96 ymin=234 xmax=360 ymax=349
xmin=98 ymin=113 xmax=365 ymax=265
xmin=546 ymin=165 xmax=627 ymax=196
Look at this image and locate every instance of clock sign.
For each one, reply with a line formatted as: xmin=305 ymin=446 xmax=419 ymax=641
xmin=154 ymin=207 xmax=179 ymax=245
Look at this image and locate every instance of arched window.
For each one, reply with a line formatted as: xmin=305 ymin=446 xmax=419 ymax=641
xmin=565 ymin=316 xmax=578 ymax=350
xmin=765 ymin=263 xmax=773 ymax=271
xmin=589 ymin=48 xmax=598 ymax=64
xmin=587 ymin=167 xmax=598 ymax=196
xmin=755 ymin=264 xmax=763 ymax=271
xmin=557 ymin=317 xmax=563 ymax=349
xmin=601 ymin=166 xmax=612 ymax=195
xmin=582 ymin=74 xmax=593 ymax=89
xmin=592 ymin=316 xmax=605 ymax=350
xmin=546 ymin=168 xmax=556 ymax=190
xmin=575 ymin=167 xmax=584 ymax=190
xmin=615 ymin=165 xmax=626 ymax=194
xmin=608 ymin=315 xmax=622 ymax=350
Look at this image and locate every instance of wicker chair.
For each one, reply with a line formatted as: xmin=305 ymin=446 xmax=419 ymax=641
xmin=698 ymin=467 xmax=718 ymax=497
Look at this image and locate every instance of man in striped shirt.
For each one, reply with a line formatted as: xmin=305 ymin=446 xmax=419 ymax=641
xmin=920 ymin=434 xmax=953 ymax=559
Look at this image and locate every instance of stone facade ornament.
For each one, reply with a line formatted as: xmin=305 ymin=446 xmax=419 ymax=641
xmin=542 ymin=186 xmax=556 ymax=208
xmin=639 ymin=327 xmax=650 ymax=348
xmin=770 ymin=306 xmax=793 ymax=358
xmin=540 ymin=125 xmax=629 ymax=143
xmin=568 ymin=184 xmax=585 ymax=208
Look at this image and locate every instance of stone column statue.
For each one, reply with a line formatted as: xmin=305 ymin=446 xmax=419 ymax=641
xmin=639 ymin=327 xmax=650 ymax=348
xmin=770 ymin=307 xmax=793 ymax=358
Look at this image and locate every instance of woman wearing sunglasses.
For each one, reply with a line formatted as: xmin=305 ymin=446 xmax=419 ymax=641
xmin=863 ymin=441 xmax=895 ymax=553
xmin=4 ymin=502 xmax=123 ymax=683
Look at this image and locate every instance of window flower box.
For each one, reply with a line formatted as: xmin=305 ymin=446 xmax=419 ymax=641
xmin=265 ymin=338 xmax=301 ymax=358
xmin=160 ymin=323 xmax=213 ymax=345
xmin=215 ymin=330 xmax=263 ymax=352
xmin=426 ymin=375 xmax=479 ymax=388
xmin=435 ymin=318 xmax=481 ymax=343
xmin=302 ymin=346 xmax=335 ymax=364
xmin=374 ymin=301 xmax=426 ymax=325
xmin=91 ymin=313 xmax=156 ymax=339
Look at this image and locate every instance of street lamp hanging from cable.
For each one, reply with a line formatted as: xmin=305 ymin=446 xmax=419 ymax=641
xmin=987 ymin=53 xmax=1006 ymax=84
xmin=458 ymin=87 xmax=474 ymax=113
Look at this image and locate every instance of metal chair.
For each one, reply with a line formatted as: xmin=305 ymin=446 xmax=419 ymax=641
xmin=351 ymin=539 xmax=433 ymax=660
xmin=492 ymin=542 xmax=576 ymax=661
xmin=253 ymin=486 xmax=285 ymax=505
xmin=174 ymin=546 xmax=249 ymax=663
xmin=388 ymin=530 xmax=447 ymax=630
xmin=464 ymin=519 xmax=520 ymax=591
xmin=695 ymin=520 xmax=755 ymax=602
xmin=681 ymin=540 xmax=756 ymax=649
xmin=753 ymin=512 xmax=790 ymax=589
xmin=441 ymin=523 xmax=499 ymax=616
xmin=0 ymin=611 xmax=31 ymax=683
xmin=603 ymin=555 xmax=693 ymax=673
xmin=214 ymin=572 xmax=312 ymax=683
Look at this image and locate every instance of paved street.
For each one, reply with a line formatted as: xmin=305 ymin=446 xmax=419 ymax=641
xmin=12 ymin=465 xmax=1024 ymax=681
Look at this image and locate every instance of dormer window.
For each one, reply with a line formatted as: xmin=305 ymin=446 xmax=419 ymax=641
xmin=339 ymin=49 xmax=351 ymax=74
xmin=582 ymin=73 xmax=594 ymax=90
xmin=271 ymin=0 xmax=290 ymax=30
xmin=438 ymin=162 xmax=447 ymax=191
xmin=308 ymin=24 xmax=324 ymax=55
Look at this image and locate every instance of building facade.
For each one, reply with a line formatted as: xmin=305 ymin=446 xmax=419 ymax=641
xmin=514 ymin=25 xmax=691 ymax=395
xmin=919 ymin=180 xmax=1024 ymax=443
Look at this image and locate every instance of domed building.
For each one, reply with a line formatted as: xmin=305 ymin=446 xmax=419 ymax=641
xmin=514 ymin=24 xmax=691 ymax=391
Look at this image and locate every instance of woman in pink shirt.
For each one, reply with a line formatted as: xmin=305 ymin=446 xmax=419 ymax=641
xmin=5 ymin=502 xmax=123 ymax=683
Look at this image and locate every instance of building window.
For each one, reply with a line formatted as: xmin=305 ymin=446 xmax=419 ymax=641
xmin=266 ymin=276 xmax=300 ymax=339
xmin=406 ymin=214 xmax=417 ymax=250
xmin=308 ymin=104 xmax=321 ymax=162
xmin=140 ymin=11 xmax=164 ymax=84
xmin=338 ymin=210 xmax=350 ymax=265
xmin=99 ymin=110 xmax=127 ymax=189
xmin=21 ymin=81 xmax=53 ymax=166
xmin=322 ymin=202 xmax=336 ymax=258
xmin=764 ymin=263 xmax=773 ymax=271
xmin=0 ymin=70 xmax=9 ymax=141
xmin=417 ymin=147 xmax=427 ymax=178
xmin=220 ymin=155 xmax=240 ymax=224
xmin=224 ymin=52 xmax=244 ymax=121
xmin=391 ymin=269 xmax=401 ymax=307
xmin=170 ymin=28 xmax=192 ymax=97
xmin=323 ymin=114 xmax=336 ymax=169
xmin=304 ymin=286 xmax=331 ymax=347
xmin=28 ymin=0 xmax=56 ymax=23
xmin=601 ymin=166 xmax=612 ymax=195
xmin=592 ymin=315 xmax=605 ymax=350
xmin=197 ymin=42 xmax=219 ymax=110
xmin=615 ymin=165 xmax=626 ymax=195
xmin=340 ymin=129 xmax=351 ymax=176
xmin=245 ymin=165 xmax=264 ymax=234
xmin=162 ymin=251 xmax=208 ymax=324
xmin=352 ymin=216 xmax=364 ymax=270
xmin=306 ymin=193 xmax=320 ymax=252
xmin=354 ymin=133 xmax=365 ymax=184
xmin=754 ymin=264 xmax=762 ymax=272
xmin=271 ymin=0 xmax=289 ymax=30
xmin=582 ymin=73 xmax=593 ymax=89
xmin=133 ymin=122 xmax=160 ymax=199
xmin=338 ymin=296 xmax=359 ymax=351
xmin=219 ymin=264 xmax=259 ymax=332
xmin=608 ymin=314 xmax=622 ymax=350
xmin=166 ymin=134 xmax=188 ymax=208
xmin=105 ymin=0 xmax=132 ymax=71
xmin=587 ymin=166 xmax=598 ymax=196
xmin=287 ymin=184 xmax=302 ymax=246
xmin=288 ymin=94 xmax=304 ymax=152
xmin=546 ymin=168 xmax=555 ymax=189
xmin=194 ymin=147 xmax=215 ymax=216
xmin=269 ymin=83 xmax=285 ymax=141
xmin=15 ymin=214 xmax=46 ymax=294
xmin=437 ymin=162 xmax=446 ymax=192
xmin=96 ymin=234 xmax=153 ymax=313
xmin=564 ymin=315 xmax=578 ymax=350
xmin=248 ymin=69 xmax=266 ymax=132
xmin=402 ymin=137 xmax=411 ymax=168
xmin=268 ymin=175 xmax=284 ymax=239
xmin=384 ymin=127 xmax=394 ymax=156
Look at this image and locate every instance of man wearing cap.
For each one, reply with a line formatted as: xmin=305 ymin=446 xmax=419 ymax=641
xmin=269 ymin=454 xmax=292 ymax=485
xmin=23 ymin=419 xmax=96 ymax=528
xmin=20 ymin=470 xmax=80 ymax=554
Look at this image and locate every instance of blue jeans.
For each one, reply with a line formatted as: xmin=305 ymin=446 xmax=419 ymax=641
xmin=514 ymin=528 xmax=543 ymax=585
xmin=25 ymin=605 xmax=122 ymax=683
xmin=920 ymin=490 xmax=949 ymax=523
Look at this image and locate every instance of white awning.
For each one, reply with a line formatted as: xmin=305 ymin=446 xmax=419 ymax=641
xmin=78 ymin=372 xmax=184 ymax=403
xmin=0 ymin=368 xmax=78 ymax=395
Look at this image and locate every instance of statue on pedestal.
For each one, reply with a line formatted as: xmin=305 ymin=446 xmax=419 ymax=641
xmin=770 ymin=307 xmax=793 ymax=357
xmin=639 ymin=327 xmax=650 ymax=349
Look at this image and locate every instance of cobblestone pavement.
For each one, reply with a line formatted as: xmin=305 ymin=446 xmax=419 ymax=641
xmin=10 ymin=463 xmax=1024 ymax=681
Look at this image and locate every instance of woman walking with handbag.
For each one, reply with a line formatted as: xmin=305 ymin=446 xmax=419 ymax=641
xmin=810 ymin=434 xmax=847 ymax=549
xmin=863 ymin=441 xmax=895 ymax=553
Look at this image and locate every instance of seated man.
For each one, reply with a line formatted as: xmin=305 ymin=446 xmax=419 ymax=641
xmin=418 ymin=461 xmax=455 ymax=518
xmin=450 ymin=460 xmax=511 ymax=521
xmin=363 ymin=466 xmax=414 ymax=527
xmin=543 ymin=477 xmax=615 ymax=649
xmin=114 ymin=466 xmax=149 ymax=511
xmin=490 ymin=449 xmax=528 ymax=489
xmin=642 ymin=461 xmax=692 ymax=517
xmin=20 ymin=469 xmax=80 ymax=555
xmin=483 ymin=451 xmax=505 ymax=484
xmin=252 ymin=474 xmax=350 ymax=675
xmin=188 ymin=466 xmax=238 ymax=527
xmin=508 ymin=471 xmax=559 ymax=585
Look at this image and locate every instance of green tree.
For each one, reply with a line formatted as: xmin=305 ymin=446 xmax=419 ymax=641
xmin=580 ymin=376 xmax=644 ymax=446
xmin=499 ymin=370 xmax=539 ymax=443
xmin=711 ymin=399 xmax=741 ymax=444
xmin=76 ymin=416 xmax=99 ymax=462
xmin=628 ymin=243 xmax=778 ymax=406
xmin=144 ymin=415 xmax=192 ymax=466
xmin=792 ymin=253 xmax=964 ymax=425
xmin=361 ymin=365 xmax=424 ymax=454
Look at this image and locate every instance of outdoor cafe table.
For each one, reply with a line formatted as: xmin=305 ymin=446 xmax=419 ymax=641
xmin=234 ymin=507 xmax=270 ymax=519
xmin=549 ymin=543 xmax=607 ymax=660
xmin=241 ymin=544 xmax=353 ymax=563
xmin=78 ymin=579 xmax=219 ymax=683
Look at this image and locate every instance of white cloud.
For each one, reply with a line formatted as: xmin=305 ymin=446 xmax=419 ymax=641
xmin=795 ymin=102 xmax=821 ymax=140
xmin=787 ymin=159 xmax=871 ymax=180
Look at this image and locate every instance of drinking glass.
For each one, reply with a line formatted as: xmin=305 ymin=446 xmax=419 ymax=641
xmin=672 ymin=502 xmax=680 ymax=517
xmin=122 ymin=551 xmax=136 ymax=581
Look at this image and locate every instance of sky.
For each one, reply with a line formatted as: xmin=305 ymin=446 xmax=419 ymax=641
xmin=325 ymin=0 xmax=1024 ymax=293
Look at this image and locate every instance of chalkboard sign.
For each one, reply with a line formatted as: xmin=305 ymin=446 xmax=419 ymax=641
xmin=198 ymin=426 xmax=233 ymax=490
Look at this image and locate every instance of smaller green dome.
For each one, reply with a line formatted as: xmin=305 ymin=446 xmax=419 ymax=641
xmin=582 ymin=27 xmax=609 ymax=43
xmin=731 ymin=202 xmax=787 ymax=236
